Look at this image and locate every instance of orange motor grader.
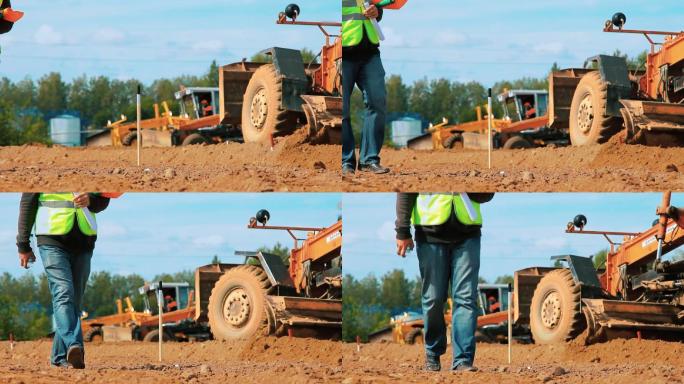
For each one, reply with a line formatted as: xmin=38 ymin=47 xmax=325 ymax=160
xmin=548 ymin=13 xmax=684 ymax=146
xmin=178 ymin=3 xmax=342 ymax=146
xmin=514 ymin=192 xmax=684 ymax=344
xmin=194 ymin=210 xmax=342 ymax=340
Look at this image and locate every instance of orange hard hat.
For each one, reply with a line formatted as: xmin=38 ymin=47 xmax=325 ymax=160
xmin=2 ymin=8 xmax=24 ymax=23
xmin=100 ymin=193 xmax=124 ymax=198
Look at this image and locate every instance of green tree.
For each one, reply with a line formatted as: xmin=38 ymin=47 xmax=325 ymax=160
xmin=593 ymin=249 xmax=608 ymax=269
xmin=257 ymin=242 xmax=291 ymax=265
xmin=494 ymin=275 xmax=514 ymax=285
xmin=36 ymin=72 xmax=68 ymax=113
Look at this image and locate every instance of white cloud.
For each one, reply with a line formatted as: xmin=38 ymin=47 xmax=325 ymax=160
xmin=533 ymin=237 xmax=570 ymax=252
xmin=34 ymin=25 xmax=63 ymax=45
xmin=437 ymin=31 xmax=468 ymax=46
xmin=381 ymin=27 xmax=406 ymax=48
xmin=532 ymin=41 xmax=565 ymax=55
xmin=376 ymin=220 xmax=395 ymax=242
xmin=93 ymin=27 xmax=125 ymax=43
xmin=99 ymin=223 xmax=127 ymax=237
xmin=192 ymin=39 xmax=224 ymax=53
xmin=192 ymin=235 xmax=227 ymax=248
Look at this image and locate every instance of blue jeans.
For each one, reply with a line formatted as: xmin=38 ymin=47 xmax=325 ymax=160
xmin=416 ymin=237 xmax=481 ymax=369
xmin=342 ymin=53 xmax=387 ymax=167
xmin=39 ymin=245 xmax=93 ymax=366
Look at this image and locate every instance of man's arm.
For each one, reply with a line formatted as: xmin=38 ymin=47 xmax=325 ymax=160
xmin=17 ymin=193 xmax=39 ymax=254
xmin=468 ymin=193 xmax=494 ymax=204
xmin=88 ymin=194 xmax=110 ymax=213
xmin=395 ymin=193 xmax=417 ymax=240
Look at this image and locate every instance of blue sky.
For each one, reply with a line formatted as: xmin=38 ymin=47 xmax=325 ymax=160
xmin=377 ymin=0 xmax=684 ymax=85
xmin=0 ymin=193 xmax=341 ymax=278
xmin=0 ymin=0 xmax=338 ymax=82
xmin=343 ymin=193 xmax=677 ymax=282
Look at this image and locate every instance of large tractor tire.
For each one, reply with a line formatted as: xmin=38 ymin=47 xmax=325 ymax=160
xmin=404 ymin=327 xmax=424 ymax=345
xmin=84 ymin=327 xmax=103 ymax=343
xmin=241 ymin=64 xmax=298 ymax=143
xmin=444 ymin=134 xmax=463 ymax=149
xmin=181 ymin=133 xmax=208 ymax=146
xmin=529 ymin=269 xmax=585 ymax=344
xmin=122 ymin=131 xmax=139 ymax=147
xmin=207 ymin=265 xmax=273 ymax=340
xmin=503 ymin=135 xmax=532 ymax=149
xmin=569 ymin=71 xmax=623 ymax=146
xmin=142 ymin=329 xmax=174 ymax=342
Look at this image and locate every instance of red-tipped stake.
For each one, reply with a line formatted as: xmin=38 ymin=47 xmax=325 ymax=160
xmin=136 ymin=84 xmax=142 ymax=167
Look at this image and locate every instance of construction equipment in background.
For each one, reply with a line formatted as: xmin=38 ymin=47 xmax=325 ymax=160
xmin=89 ymin=4 xmax=341 ymax=148
xmin=88 ymin=102 xmax=192 ymax=147
xmin=80 ymin=297 xmax=149 ymax=343
xmin=513 ymin=192 xmax=684 ymax=345
xmin=548 ymin=13 xmax=684 ymax=146
xmin=196 ymin=211 xmax=342 ymax=340
xmin=371 ymin=284 xmax=530 ymax=344
xmin=406 ymin=89 xmax=568 ymax=150
xmin=81 ymin=281 xmax=211 ymax=342
xmin=170 ymin=3 xmax=342 ymax=146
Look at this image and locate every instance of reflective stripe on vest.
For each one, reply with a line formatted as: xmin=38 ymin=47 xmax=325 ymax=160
xmin=342 ymin=5 xmax=380 ymax=47
xmin=411 ymin=193 xmax=483 ymax=226
xmin=35 ymin=193 xmax=97 ymax=236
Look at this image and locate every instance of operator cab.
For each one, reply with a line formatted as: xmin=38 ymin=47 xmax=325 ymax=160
xmin=139 ymin=282 xmax=191 ymax=315
xmin=498 ymin=90 xmax=549 ymax=122
xmin=477 ymin=284 xmax=510 ymax=315
xmin=175 ymin=87 xmax=220 ymax=120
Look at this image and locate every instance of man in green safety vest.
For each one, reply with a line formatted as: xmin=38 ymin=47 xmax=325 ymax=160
xmin=395 ymin=192 xmax=494 ymax=372
xmin=16 ymin=193 xmax=111 ymax=369
xmin=342 ymin=0 xmax=389 ymax=175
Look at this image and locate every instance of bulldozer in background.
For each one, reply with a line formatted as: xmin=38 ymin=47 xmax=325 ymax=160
xmin=548 ymin=12 xmax=684 ymax=147
xmin=513 ymin=192 xmax=684 ymax=344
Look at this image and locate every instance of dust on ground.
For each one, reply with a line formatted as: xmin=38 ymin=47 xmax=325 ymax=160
xmin=0 ymin=336 xmax=343 ymax=384
xmin=343 ymin=141 xmax=684 ymax=192
xmin=343 ymin=338 xmax=684 ymax=383
xmin=0 ymin=132 xmax=340 ymax=192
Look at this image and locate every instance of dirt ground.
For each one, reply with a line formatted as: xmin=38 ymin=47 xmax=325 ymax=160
xmin=344 ymin=140 xmax=684 ymax=192
xmin=343 ymin=338 xmax=684 ymax=383
xmin=0 ymin=131 xmax=340 ymax=192
xmin=1 ymin=137 xmax=684 ymax=192
xmin=0 ymin=336 xmax=343 ymax=384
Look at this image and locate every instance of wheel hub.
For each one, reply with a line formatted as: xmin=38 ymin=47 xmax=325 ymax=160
xmin=250 ymin=88 xmax=268 ymax=130
xmin=577 ymin=95 xmax=594 ymax=134
xmin=223 ymin=288 xmax=251 ymax=327
xmin=541 ymin=291 xmax=562 ymax=328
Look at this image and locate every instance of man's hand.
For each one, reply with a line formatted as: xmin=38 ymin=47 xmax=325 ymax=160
xmin=73 ymin=193 xmax=90 ymax=208
xmin=19 ymin=251 xmax=35 ymax=269
xmin=396 ymin=238 xmax=414 ymax=258
xmin=364 ymin=5 xmax=379 ymax=19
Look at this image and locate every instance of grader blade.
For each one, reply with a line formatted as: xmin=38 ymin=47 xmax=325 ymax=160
xmin=265 ymin=296 xmax=341 ymax=337
xmin=583 ymin=299 xmax=684 ymax=342
xmin=621 ymin=100 xmax=684 ymax=146
xmin=301 ymin=95 xmax=342 ymax=144
xmin=140 ymin=129 xmax=173 ymax=147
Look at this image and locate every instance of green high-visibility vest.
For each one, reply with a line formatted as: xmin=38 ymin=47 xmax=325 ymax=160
xmin=411 ymin=193 xmax=483 ymax=226
xmin=35 ymin=193 xmax=97 ymax=236
xmin=342 ymin=0 xmax=380 ymax=47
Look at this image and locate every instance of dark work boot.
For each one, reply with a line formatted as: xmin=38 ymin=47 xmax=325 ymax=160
xmin=66 ymin=345 xmax=85 ymax=369
xmin=425 ymin=354 xmax=441 ymax=371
